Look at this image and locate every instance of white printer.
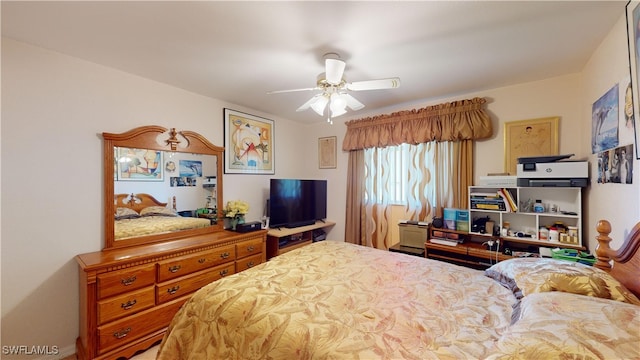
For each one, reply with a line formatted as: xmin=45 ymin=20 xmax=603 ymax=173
xmin=516 ymin=154 xmax=589 ymax=187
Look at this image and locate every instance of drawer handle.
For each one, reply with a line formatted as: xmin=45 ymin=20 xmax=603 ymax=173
xmin=113 ymin=327 xmax=131 ymax=339
xmin=220 ymin=252 xmax=230 ymax=259
xmin=120 ymin=276 xmax=136 ymax=286
xmin=168 ymin=265 xmax=181 ymax=273
xmin=167 ymin=285 xmax=180 ymax=295
xmin=247 ymin=245 xmax=255 ymax=252
xmin=198 ymin=258 xmax=206 ymax=264
xmin=121 ymin=299 xmax=137 ymax=310
xmin=246 ymin=261 xmax=255 ymax=268
xmin=219 ymin=269 xmax=228 ymax=277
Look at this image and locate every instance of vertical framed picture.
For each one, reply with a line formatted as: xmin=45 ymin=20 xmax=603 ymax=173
xmin=223 ymin=108 xmax=275 ymax=174
xmin=503 ymin=117 xmax=559 ymax=175
xmin=318 ymin=136 xmax=337 ymax=169
xmin=626 ymin=0 xmax=640 ymax=159
xmin=626 ymin=1 xmax=640 ymax=159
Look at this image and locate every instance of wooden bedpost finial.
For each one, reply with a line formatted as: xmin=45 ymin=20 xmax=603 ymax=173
xmin=594 ymin=219 xmax=613 ymax=270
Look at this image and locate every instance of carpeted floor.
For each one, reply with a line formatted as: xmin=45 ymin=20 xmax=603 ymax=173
xmin=65 ymin=345 xmax=158 ymax=360
xmin=130 ymin=345 xmax=159 ymax=360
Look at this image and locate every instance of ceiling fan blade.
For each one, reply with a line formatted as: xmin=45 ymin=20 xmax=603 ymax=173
xmin=267 ymin=87 xmax=319 ymax=94
xmin=325 ymin=58 xmax=346 ymax=85
xmin=346 ymin=77 xmax=401 ymax=91
xmin=342 ymin=93 xmax=365 ymax=111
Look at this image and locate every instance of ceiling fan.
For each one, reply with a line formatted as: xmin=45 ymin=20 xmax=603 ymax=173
xmin=268 ymin=53 xmax=400 ymax=124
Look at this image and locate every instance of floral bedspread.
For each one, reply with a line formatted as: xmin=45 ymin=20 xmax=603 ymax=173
xmin=157 ymin=241 xmax=516 ymax=359
xmin=114 ymin=216 xmax=210 ymax=240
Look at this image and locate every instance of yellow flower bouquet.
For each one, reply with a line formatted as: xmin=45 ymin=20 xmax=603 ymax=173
xmin=223 ymin=200 xmax=249 ymax=230
xmin=223 ymin=200 xmax=249 ymax=218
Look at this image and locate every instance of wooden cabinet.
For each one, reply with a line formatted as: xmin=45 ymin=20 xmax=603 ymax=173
xmin=76 ymin=230 xmax=266 ymax=360
xmin=266 ymin=220 xmax=335 ymax=259
xmin=425 ymin=227 xmax=513 ymax=269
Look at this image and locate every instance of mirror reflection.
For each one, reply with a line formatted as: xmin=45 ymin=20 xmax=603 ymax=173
xmin=113 ymin=149 xmax=218 ymax=241
xmin=103 ymin=126 xmax=224 ymax=249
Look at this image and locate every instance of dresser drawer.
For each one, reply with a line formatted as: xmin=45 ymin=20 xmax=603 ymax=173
xmin=97 ymin=296 xmax=187 ymax=355
xmin=236 ymin=238 xmax=263 ymax=259
xmin=97 ymin=286 xmax=155 ymax=325
xmin=156 ymin=245 xmax=236 ymax=282
xmin=156 ymin=263 xmax=235 ymax=304
xmin=97 ymin=264 xmax=156 ymax=300
xmin=236 ymin=253 xmax=263 ymax=272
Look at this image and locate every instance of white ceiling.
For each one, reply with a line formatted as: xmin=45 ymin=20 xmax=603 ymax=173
xmin=1 ymin=1 xmax=626 ymax=124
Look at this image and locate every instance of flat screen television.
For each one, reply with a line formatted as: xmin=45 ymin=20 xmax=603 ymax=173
xmin=269 ymin=179 xmax=327 ymax=228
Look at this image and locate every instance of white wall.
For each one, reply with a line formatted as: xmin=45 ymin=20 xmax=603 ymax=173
xmin=0 ymin=38 xmax=307 ymax=358
xmin=2 ymin=11 xmax=639 ymax=358
xmin=582 ymin=15 xmax=640 ymax=247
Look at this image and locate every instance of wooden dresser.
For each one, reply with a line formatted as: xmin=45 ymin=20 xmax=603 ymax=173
xmin=76 ymin=230 xmax=267 ymax=360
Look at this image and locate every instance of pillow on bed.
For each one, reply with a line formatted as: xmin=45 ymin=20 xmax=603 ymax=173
xmin=140 ymin=206 xmax=177 ymax=217
xmin=487 ymin=291 xmax=640 ymax=360
xmin=485 ymin=257 xmax=640 ymax=305
xmin=115 ymin=207 xmax=140 ymax=220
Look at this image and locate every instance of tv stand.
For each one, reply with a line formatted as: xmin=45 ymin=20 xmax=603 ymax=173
xmin=266 ymin=220 xmax=335 ymax=259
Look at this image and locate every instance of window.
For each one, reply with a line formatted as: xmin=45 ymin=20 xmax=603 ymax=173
xmin=364 ymin=141 xmax=455 ymax=208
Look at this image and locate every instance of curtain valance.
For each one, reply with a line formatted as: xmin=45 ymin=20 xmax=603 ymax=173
xmin=342 ymin=97 xmax=493 ymax=151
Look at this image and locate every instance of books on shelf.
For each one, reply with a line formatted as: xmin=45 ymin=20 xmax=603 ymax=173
xmin=497 ymin=188 xmax=518 ymax=212
xmin=470 ymin=188 xmax=517 ymax=212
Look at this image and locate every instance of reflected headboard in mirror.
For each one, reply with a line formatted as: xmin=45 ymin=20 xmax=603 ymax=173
xmin=104 ymin=125 xmax=224 ymax=249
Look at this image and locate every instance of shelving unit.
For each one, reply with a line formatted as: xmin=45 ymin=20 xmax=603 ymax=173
xmin=469 ymin=186 xmax=584 ymax=250
xmin=266 ymin=220 xmax=335 ymax=259
xmin=425 ymin=185 xmax=586 ymax=269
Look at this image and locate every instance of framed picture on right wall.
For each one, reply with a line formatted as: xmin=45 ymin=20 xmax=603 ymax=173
xmin=625 ymin=0 xmax=640 ymax=158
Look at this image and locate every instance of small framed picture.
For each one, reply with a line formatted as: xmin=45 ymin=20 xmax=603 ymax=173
xmin=318 ymin=136 xmax=337 ymax=169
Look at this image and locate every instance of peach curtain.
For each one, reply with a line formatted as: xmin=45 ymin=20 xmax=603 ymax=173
xmin=343 ymin=98 xmax=490 ymax=248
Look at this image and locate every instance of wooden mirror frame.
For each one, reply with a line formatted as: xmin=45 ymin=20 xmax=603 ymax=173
xmin=103 ymin=125 xmax=224 ymax=249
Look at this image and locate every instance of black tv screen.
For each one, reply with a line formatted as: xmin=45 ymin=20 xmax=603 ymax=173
xmin=269 ymin=179 xmax=327 ymax=228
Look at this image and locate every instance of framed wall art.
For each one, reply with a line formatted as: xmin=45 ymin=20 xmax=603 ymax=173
xmin=626 ymin=0 xmax=640 ymax=159
xmin=116 ymin=147 xmax=164 ymax=181
xmin=223 ymin=108 xmax=275 ymax=174
xmin=318 ymin=136 xmax=337 ymax=169
xmin=503 ymin=117 xmax=559 ymax=175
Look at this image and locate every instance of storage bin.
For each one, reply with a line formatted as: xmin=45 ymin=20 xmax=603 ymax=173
xmin=443 ymin=208 xmax=456 ymax=230
xmin=455 ymin=210 xmax=469 ymax=221
xmin=456 ymin=220 xmax=469 ymax=232
xmin=551 ymin=248 xmax=595 ymax=266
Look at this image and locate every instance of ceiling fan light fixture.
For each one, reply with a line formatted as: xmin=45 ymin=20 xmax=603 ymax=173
xmin=330 ymin=93 xmax=347 ymax=117
xmin=269 ymin=52 xmax=399 ymax=123
xmin=310 ymin=95 xmax=329 ymax=116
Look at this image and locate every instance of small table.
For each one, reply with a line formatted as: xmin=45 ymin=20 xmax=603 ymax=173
xmin=389 ymin=244 xmax=425 ymax=257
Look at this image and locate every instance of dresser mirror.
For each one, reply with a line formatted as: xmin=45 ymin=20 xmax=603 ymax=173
xmin=103 ymin=125 xmax=224 ymax=249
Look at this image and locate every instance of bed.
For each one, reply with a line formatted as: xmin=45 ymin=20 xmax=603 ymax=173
xmin=114 ymin=193 xmax=211 ymax=240
xmin=156 ymin=219 xmax=640 ymax=359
